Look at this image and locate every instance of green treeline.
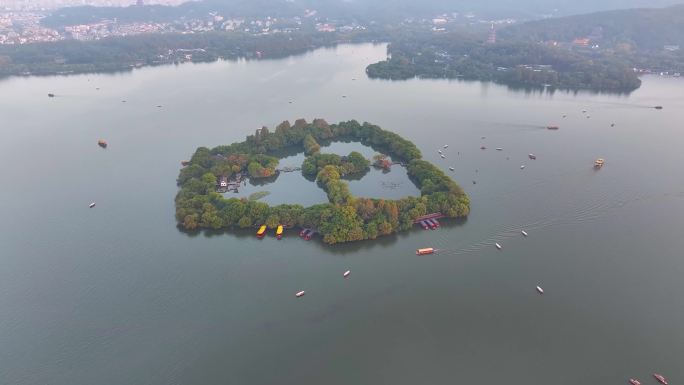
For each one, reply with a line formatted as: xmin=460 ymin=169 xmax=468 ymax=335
xmin=302 ymin=151 xmax=370 ymax=177
xmin=0 ymin=31 xmax=369 ymax=78
xmin=500 ymin=5 xmax=684 ymax=54
xmin=175 ymin=118 xmax=469 ymax=244
xmin=366 ymin=34 xmax=642 ymax=91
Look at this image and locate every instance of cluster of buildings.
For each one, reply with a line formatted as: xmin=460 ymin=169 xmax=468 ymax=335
xmin=0 ymin=14 xmax=184 ymax=44
xmin=0 ymin=12 xmax=60 ymax=44
xmin=0 ymin=0 xmax=189 ymax=11
xmin=64 ymin=21 xmax=176 ymax=40
xmin=0 ymin=6 xmax=367 ymax=45
xmin=398 ymin=13 xmax=516 ymax=33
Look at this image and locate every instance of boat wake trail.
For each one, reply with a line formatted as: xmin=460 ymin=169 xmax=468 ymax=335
xmin=436 ymin=185 xmax=650 ymax=257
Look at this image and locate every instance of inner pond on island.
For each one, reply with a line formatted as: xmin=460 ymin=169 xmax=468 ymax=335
xmin=228 ymin=141 xmax=422 ymax=206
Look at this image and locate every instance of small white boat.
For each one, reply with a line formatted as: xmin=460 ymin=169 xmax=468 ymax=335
xmin=496 ymin=148 xmax=503 ymax=151
xmin=440 ymin=154 xmax=445 ymax=159
xmin=582 ymin=110 xmax=587 ymax=113
xmin=536 ymin=286 xmax=544 ymax=294
xmin=495 ymin=243 xmax=502 ymax=250
xmin=343 ymin=270 xmax=351 ymax=278
xmin=89 ymin=202 xmax=96 ymax=208
xmin=521 ymin=230 xmax=528 ymax=237
xmin=449 ymin=167 xmax=454 ymax=171
xmin=438 ymin=150 xmax=443 ymax=154
xmin=520 ymin=165 xmax=525 ymax=169
xmin=443 ymin=145 xmax=449 ymax=148
xmin=295 ymin=291 xmax=306 ymax=298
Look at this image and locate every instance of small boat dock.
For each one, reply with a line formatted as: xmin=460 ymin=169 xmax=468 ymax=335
xmin=414 ymin=213 xmax=444 ymax=229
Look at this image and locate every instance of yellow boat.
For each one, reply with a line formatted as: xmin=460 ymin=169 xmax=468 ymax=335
xmin=276 ymin=225 xmax=284 ymax=240
xmin=256 ymin=225 xmax=267 ymax=238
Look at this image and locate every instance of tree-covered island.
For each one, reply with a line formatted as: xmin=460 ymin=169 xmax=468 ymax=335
xmin=175 ymin=119 xmax=470 ymax=244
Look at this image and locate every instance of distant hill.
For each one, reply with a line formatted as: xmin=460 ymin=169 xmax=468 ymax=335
xmin=42 ymin=0 xmax=684 ymax=29
xmin=500 ymin=5 xmax=684 ymax=52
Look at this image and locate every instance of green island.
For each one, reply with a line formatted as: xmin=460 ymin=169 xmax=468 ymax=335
xmin=175 ymin=119 xmax=470 ymax=244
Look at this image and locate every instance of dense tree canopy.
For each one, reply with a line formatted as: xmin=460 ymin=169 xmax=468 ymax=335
xmin=175 ymin=119 xmax=470 ymax=244
xmin=366 ymin=33 xmax=643 ymax=92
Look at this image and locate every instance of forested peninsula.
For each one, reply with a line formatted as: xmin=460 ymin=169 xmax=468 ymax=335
xmin=175 ymin=119 xmax=470 ymax=244
xmin=366 ymin=36 xmax=642 ymax=92
xmin=0 ymin=32 xmax=364 ymax=78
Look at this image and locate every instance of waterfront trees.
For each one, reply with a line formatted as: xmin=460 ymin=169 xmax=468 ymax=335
xmin=175 ymin=119 xmax=469 ymax=244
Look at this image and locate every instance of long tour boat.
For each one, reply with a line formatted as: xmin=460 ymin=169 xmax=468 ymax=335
xmin=416 ymin=248 xmax=435 ymax=255
xmin=256 ymin=225 xmax=267 ymax=238
xmin=653 ymin=374 xmax=668 ymax=385
xmin=629 ymin=379 xmax=641 ymax=385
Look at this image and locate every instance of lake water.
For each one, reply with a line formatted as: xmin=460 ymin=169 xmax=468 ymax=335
xmin=1 ymin=43 xmax=683 ymax=385
xmin=229 ymin=141 xmax=420 ymax=206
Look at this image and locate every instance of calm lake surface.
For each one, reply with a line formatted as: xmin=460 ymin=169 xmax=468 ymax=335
xmin=1 ymin=43 xmax=683 ymax=385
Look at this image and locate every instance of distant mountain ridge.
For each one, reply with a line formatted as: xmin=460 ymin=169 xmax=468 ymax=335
xmin=41 ymin=0 xmax=684 ymax=29
xmin=500 ymin=4 xmax=684 ymax=52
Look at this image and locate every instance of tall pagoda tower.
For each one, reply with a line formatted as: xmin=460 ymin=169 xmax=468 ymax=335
xmin=487 ymin=24 xmax=496 ymax=44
